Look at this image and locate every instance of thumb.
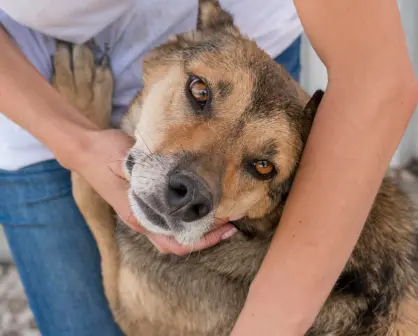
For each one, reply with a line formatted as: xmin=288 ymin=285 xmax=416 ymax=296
xmin=104 ymin=169 xmax=144 ymax=233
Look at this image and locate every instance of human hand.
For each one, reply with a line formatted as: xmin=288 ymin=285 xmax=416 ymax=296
xmin=71 ymin=129 xmax=237 ymax=255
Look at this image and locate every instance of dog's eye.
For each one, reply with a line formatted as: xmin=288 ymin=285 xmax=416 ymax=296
xmin=247 ymin=160 xmax=277 ymax=180
xmin=255 ymin=160 xmax=274 ymax=175
xmin=188 ymin=76 xmax=209 ymax=108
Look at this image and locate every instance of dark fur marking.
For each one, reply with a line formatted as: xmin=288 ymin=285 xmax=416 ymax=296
xmin=334 ymin=270 xmax=367 ymax=297
xmin=232 ymin=217 xmax=269 ymax=239
xmin=125 ymin=153 xmax=135 ymax=175
xmin=304 ymin=90 xmax=324 ymax=116
xmin=217 ymin=80 xmax=233 ymax=98
xmin=242 ymin=140 xmax=278 ymax=162
xmin=183 ymin=41 xmax=222 ymax=60
xmin=267 ymin=176 xmax=293 ymax=206
xmin=333 ymin=263 xmax=399 ymax=330
xmin=245 ymin=59 xmax=303 ymax=120
xmin=362 ymin=264 xmax=400 ymax=327
xmin=230 ymin=218 xmax=257 ymax=239
xmin=263 ymin=140 xmax=279 ymax=158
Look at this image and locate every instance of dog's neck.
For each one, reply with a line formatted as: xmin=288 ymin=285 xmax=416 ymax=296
xmin=231 ymin=182 xmax=291 ymax=239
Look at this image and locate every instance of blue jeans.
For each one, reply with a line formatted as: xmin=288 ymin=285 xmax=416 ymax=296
xmin=0 ymin=160 xmax=123 ymax=336
xmin=274 ymin=36 xmax=302 ymax=82
xmin=0 ymin=36 xmax=301 ymax=336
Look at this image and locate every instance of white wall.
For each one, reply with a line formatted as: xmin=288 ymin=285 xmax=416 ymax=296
xmin=300 ymin=34 xmax=327 ymax=95
xmin=393 ymin=0 xmax=418 ymax=167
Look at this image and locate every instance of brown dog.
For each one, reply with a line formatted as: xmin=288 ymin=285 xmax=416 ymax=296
xmin=52 ymin=1 xmax=418 ymax=335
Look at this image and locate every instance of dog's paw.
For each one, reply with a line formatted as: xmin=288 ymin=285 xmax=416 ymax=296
xmin=52 ymin=42 xmax=114 ymax=128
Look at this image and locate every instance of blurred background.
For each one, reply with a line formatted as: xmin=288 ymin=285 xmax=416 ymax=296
xmin=300 ymin=0 xmax=418 ymax=169
xmin=1 ymin=0 xmax=418 ymax=334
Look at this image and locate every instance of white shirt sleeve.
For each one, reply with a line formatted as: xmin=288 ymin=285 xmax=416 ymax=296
xmin=0 ymin=0 xmax=135 ymax=43
xmin=0 ymin=1 xmax=198 ymax=170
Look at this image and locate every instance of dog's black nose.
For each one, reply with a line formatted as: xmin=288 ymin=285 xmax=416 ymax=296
xmin=166 ymin=171 xmax=212 ymax=222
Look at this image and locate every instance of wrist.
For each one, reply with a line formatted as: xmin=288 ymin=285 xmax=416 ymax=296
xmin=53 ymin=126 xmax=99 ymax=172
xmin=238 ymin=280 xmax=314 ymax=335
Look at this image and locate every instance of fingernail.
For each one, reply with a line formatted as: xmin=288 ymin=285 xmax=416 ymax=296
xmin=221 ymin=227 xmax=238 ymax=240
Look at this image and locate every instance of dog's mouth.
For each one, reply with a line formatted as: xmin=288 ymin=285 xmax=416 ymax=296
xmin=129 ymin=189 xmax=216 ymax=245
xmin=133 ymin=194 xmax=170 ymax=231
xmin=130 ymin=188 xmax=249 ymax=244
xmin=229 ymin=218 xmax=254 ymax=238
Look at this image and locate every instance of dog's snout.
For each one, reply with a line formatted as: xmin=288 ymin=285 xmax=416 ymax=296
xmin=166 ymin=171 xmax=212 ymax=222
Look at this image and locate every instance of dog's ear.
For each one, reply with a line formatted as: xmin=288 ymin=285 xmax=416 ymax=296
xmin=300 ymin=90 xmax=324 ymax=143
xmin=197 ymin=0 xmax=235 ymax=31
xmin=303 ymin=89 xmax=324 ymax=119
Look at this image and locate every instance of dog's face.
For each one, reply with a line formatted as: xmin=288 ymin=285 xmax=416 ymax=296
xmin=122 ymin=0 xmax=323 ymax=245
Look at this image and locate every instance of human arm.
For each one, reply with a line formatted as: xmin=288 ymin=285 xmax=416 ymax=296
xmin=0 ymin=26 xmax=234 ymax=255
xmin=231 ymin=0 xmax=418 ymax=334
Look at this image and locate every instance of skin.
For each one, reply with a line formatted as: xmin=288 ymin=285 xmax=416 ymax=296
xmin=0 ymin=27 xmax=236 ymax=255
xmin=1 ymin=0 xmax=417 ymax=334
xmin=231 ymin=0 xmax=418 ymax=334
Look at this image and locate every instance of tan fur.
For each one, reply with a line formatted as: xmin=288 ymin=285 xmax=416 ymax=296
xmin=391 ymin=294 xmax=418 ymax=335
xmin=52 ymin=1 xmax=418 ymax=335
xmin=52 ymin=43 xmax=120 ymax=310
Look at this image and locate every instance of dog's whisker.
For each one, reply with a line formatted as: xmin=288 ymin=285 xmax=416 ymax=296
xmin=129 ymin=175 xmax=157 ymax=181
xmin=136 ymin=134 xmax=171 ymax=171
xmin=129 ymin=147 xmax=163 ymax=170
xmin=184 ymin=247 xmax=193 ymax=263
xmin=183 ymin=227 xmax=196 ymax=263
xmin=134 ymin=132 xmax=155 ymax=159
xmin=123 ymin=118 xmax=172 ymax=172
xmin=123 ymin=117 xmax=168 ymax=169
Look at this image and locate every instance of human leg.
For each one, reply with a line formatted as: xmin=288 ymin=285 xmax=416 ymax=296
xmin=0 ymin=160 xmax=123 ymax=336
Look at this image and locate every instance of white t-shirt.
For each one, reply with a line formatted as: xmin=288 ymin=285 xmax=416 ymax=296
xmin=0 ymin=0 xmax=302 ymax=171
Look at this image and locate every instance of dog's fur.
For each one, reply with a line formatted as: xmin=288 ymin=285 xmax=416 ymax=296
xmin=52 ymin=1 xmax=418 ymax=335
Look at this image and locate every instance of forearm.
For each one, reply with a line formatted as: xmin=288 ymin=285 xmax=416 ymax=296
xmin=233 ymin=78 xmax=417 ymax=335
xmin=0 ymin=27 xmax=97 ymax=169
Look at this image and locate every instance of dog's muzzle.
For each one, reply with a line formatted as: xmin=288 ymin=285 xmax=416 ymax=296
xmin=165 ymin=170 xmax=213 ymax=222
xmin=126 ymin=149 xmax=217 ymax=243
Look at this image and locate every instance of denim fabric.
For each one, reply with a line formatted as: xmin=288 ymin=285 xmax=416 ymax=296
xmin=0 ymin=160 xmax=123 ymax=336
xmin=0 ymin=35 xmax=302 ymax=336
xmin=274 ymin=36 xmax=302 ymax=82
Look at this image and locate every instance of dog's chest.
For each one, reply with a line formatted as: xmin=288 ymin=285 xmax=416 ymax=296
xmin=116 ymin=233 xmax=248 ymax=335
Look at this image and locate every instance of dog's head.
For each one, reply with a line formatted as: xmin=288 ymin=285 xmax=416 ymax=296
xmin=122 ymin=0 xmax=324 ymax=245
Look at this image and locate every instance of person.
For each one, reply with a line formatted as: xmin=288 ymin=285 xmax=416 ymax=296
xmin=1 ymin=0 xmax=417 ymax=335
xmin=0 ymin=1 xmax=304 ymax=335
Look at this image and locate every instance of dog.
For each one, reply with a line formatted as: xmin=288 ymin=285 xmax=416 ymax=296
xmin=52 ymin=1 xmax=418 ymax=335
